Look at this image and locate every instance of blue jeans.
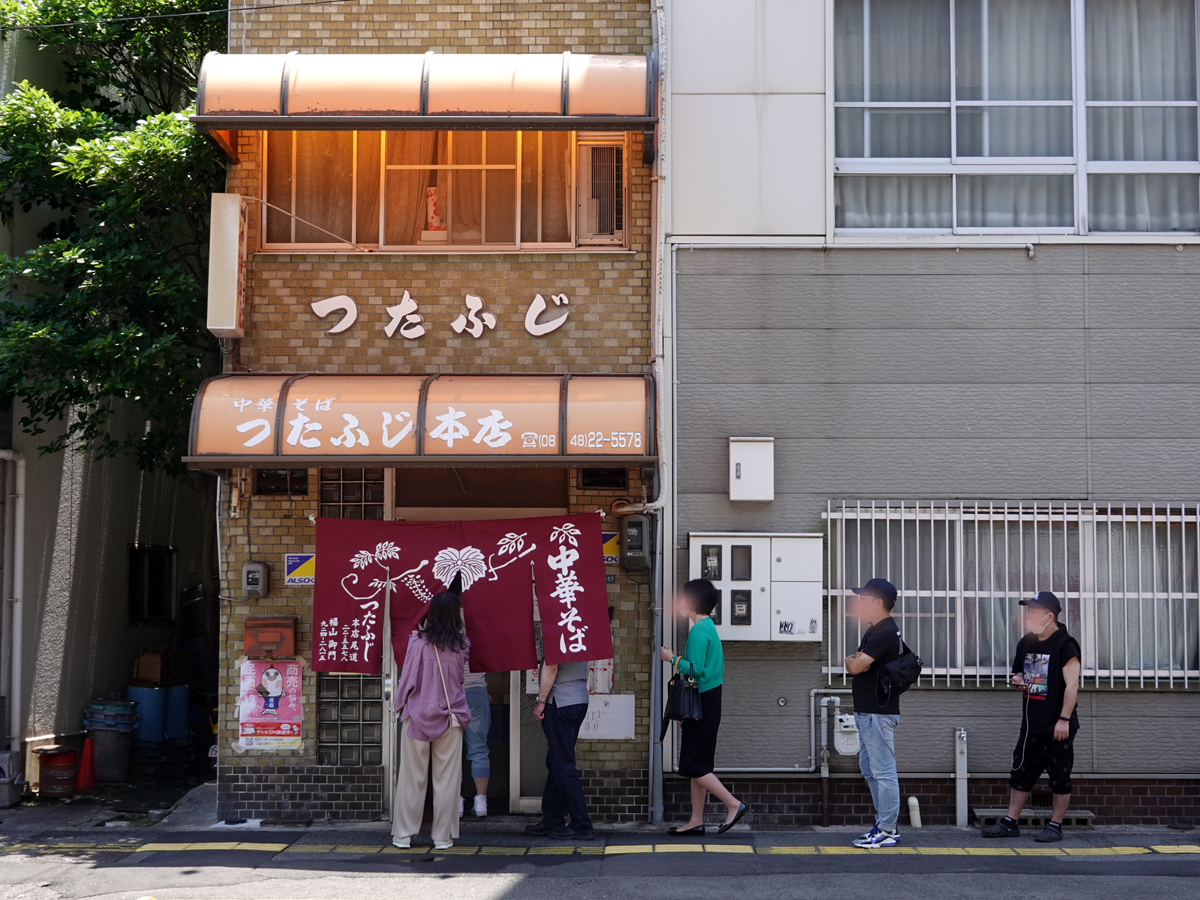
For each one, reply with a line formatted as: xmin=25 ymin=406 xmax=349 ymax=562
xmin=856 ymin=712 xmax=900 ymax=831
xmin=464 ymin=685 xmax=491 ymax=779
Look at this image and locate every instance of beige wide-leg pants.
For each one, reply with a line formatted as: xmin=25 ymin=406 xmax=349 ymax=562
xmin=392 ymin=718 xmax=463 ymax=844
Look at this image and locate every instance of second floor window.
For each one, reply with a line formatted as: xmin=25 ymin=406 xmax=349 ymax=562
xmin=834 ymin=0 xmax=1200 ymax=233
xmin=264 ymin=130 xmax=627 ymax=251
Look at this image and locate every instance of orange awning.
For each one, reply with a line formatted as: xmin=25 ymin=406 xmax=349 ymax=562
xmin=192 ymin=51 xmax=657 ymax=131
xmin=185 ymin=374 xmax=655 ymax=467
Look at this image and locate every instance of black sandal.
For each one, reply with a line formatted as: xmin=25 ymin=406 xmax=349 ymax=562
xmin=667 ymin=825 xmax=706 ymax=836
xmin=716 ymin=803 xmax=749 ymax=835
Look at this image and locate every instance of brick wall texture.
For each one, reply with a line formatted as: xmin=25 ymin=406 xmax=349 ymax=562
xmin=663 ymin=776 xmax=1200 ymax=827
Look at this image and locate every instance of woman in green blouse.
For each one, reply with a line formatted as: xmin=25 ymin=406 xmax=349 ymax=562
xmin=660 ymin=578 xmax=748 ymax=835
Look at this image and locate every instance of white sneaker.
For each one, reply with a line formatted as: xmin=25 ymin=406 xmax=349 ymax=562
xmin=853 ymin=826 xmax=900 ymax=848
xmin=392 ymin=837 xmax=410 ymax=849
xmin=458 ymin=796 xmax=464 ymax=817
xmin=434 ymin=841 xmax=453 ymax=851
xmin=473 ymin=794 xmax=488 ymax=818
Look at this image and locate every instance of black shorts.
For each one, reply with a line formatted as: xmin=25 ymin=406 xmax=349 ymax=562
xmin=1010 ymin=724 xmax=1075 ymax=794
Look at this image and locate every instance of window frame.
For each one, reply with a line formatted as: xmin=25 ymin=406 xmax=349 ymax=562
xmin=128 ymin=543 xmax=177 ymax=625
xmin=261 ymin=130 xmax=630 ymax=253
xmin=576 ymin=134 xmax=630 ymax=246
xmin=825 ymin=500 xmax=1200 ymax=689
xmin=831 ymin=0 xmax=1200 ymax=235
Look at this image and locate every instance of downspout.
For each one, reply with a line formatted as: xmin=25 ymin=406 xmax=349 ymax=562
xmin=0 ymin=459 xmax=13 ymax=744
xmin=0 ymin=450 xmax=27 ymax=754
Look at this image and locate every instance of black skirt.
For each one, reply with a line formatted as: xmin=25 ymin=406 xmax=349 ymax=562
xmin=677 ymin=685 xmax=722 ymax=778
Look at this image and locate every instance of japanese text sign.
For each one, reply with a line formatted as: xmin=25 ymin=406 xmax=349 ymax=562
xmin=187 ymin=374 xmax=652 ymax=462
xmin=313 ymin=514 xmax=613 ymax=674
xmin=238 ymin=659 xmax=303 ymax=750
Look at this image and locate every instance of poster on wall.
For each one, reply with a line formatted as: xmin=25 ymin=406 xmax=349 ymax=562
xmin=313 ymin=513 xmax=613 ymax=674
xmin=238 ymin=659 xmax=303 ymax=750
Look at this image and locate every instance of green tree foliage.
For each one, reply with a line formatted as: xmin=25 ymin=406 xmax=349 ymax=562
xmin=0 ymin=0 xmax=226 ymax=473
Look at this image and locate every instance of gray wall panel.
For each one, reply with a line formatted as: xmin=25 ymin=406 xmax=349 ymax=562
xmin=679 ymin=438 xmax=1090 ymax=497
xmin=674 ymin=246 xmax=1200 ymax=778
xmin=675 ymin=246 xmax=1085 ymax=277
xmin=678 ymin=384 xmax=1087 ymax=439
xmin=678 ymin=329 xmax=1085 ymax=384
xmin=677 ymin=274 xmax=1085 ymax=330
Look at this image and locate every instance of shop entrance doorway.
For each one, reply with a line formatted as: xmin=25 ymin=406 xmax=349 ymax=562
xmin=383 ymin=466 xmax=569 ymax=817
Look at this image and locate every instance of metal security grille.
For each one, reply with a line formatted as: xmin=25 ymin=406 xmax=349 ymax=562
xmin=826 ymin=501 xmax=1200 ymax=689
xmin=319 ymin=468 xmax=385 ymax=519
xmin=317 ymin=674 xmax=384 ymax=766
xmin=585 ymin=145 xmax=623 ymax=236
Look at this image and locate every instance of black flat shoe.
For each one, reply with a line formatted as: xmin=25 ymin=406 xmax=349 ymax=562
xmin=716 ymin=803 xmax=748 ymax=835
xmin=667 ymin=825 xmax=706 ymax=836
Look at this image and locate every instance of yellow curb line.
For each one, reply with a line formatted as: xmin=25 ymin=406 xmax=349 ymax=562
xmin=577 ymin=846 xmax=605 ymax=854
xmin=333 ymin=845 xmax=383 ymax=854
xmin=704 ymin=844 xmax=755 ymax=853
xmin=768 ymin=846 xmax=818 ymax=854
xmin=605 ymin=845 xmax=653 ymax=855
xmin=1151 ymin=845 xmax=1200 ymax=854
xmin=527 ymin=846 xmax=575 ymax=855
xmin=964 ymin=848 xmax=1016 ymax=855
xmin=1015 ymin=848 xmax=1065 ymax=855
xmin=135 ymin=844 xmax=192 ymax=853
xmin=654 ymin=845 xmax=703 ymax=852
xmin=480 ymin=847 xmax=528 ymax=855
xmin=915 ymin=847 xmax=969 ymax=855
xmin=284 ymin=845 xmax=334 ymax=853
xmin=1065 ymin=847 xmax=1151 ymax=855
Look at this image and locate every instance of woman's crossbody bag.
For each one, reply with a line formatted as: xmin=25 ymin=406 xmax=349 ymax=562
xmin=433 ymin=645 xmax=462 ymax=730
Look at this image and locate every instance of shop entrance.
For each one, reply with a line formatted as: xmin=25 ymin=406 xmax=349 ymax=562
xmin=383 ymin=466 xmax=569 ymax=817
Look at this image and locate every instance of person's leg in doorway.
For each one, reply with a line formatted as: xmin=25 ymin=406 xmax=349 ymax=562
xmin=464 ymin=685 xmax=491 ymax=815
xmin=541 ymin=700 xmax=593 ymax=836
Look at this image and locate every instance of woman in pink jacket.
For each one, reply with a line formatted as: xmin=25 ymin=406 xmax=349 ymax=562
xmin=392 ymin=590 xmax=472 ymax=850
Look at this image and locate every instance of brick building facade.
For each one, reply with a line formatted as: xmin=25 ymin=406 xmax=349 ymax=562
xmin=200 ymin=1 xmax=660 ymax=823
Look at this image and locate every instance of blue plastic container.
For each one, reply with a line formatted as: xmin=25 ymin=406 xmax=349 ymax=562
xmin=165 ymin=685 xmax=190 ymax=740
xmin=126 ymin=686 xmax=166 ymax=743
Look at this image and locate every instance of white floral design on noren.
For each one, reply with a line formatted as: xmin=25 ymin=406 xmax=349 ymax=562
xmin=487 ymin=531 xmax=536 ymax=581
xmin=338 ymin=541 xmax=405 ymax=663
xmin=433 ymin=546 xmax=488 ymax=591
xmin=550 ymin=523 xmax=581 ymax=547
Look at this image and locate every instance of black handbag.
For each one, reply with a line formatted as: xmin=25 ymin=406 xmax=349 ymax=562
xmin=659 ymin=672 xmax=703 ymax=742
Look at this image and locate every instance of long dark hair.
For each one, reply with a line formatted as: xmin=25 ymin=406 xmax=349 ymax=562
xmin=420 ymin=590 xmax=467 ymax=652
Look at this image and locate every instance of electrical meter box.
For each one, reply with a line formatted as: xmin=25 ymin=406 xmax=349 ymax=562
xmin=728 ymin=437 xmax=774 ymax=501
xmin=688 ymin=533 xmax=823 ymax=642
xmin=242 ymin=561 xmax=269 ymax=599
xmin=619 ymin=514 xmax=651 ymax=571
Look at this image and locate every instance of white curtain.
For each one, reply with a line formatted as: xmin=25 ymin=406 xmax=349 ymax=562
xmin=1087 ymin=0 xmax=1199 ymax=229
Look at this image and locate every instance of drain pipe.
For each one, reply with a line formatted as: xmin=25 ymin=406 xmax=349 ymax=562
xmin=819 ymin=695 xmax=842 ymax=826
xmin=0 ymin=450 xmax=26 ymax=754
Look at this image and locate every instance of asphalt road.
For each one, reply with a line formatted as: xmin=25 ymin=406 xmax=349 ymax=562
xmin=1 ymin=831 xmax=1199 ymax=900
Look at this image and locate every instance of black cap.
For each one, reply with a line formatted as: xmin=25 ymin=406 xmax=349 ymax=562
xmin=1020 ymin=591 xmax=1061 ymax=616
xmin=852 ymin=577 xmax=898 ymax=609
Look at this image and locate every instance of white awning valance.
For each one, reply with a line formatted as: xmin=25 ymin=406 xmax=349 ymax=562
xmin=192 ymin=51 xmax=657 ymax=131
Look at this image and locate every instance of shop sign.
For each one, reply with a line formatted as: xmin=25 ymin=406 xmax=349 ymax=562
xmin=308 ymin=290 xmax=572 ymax=339
xmin=313 ymin=513 xmax=613 ymax=675
xmin=284 ymin=553 xmax=315 ymax=586
xmin=189 ymin=374 xmax=651 ymax=462
xmin=238 ymin=659 xmax=303 ymax=750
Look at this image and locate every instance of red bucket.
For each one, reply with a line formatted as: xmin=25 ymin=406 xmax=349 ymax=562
xmin=34 ymin=745 xmax=78 ymax=798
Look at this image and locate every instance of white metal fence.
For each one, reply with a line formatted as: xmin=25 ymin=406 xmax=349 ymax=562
xmin=825 ymin=501 xmax=1200 ymax=689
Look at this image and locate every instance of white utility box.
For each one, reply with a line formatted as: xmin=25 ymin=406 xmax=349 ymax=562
xmin=728 ymin=437 xmax=774 ymax=501
xmin=688 ymin=533 xmax=823 ymax=642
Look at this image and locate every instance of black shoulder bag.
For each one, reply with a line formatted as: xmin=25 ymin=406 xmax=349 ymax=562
xmin=659 ymin=671 xmax=703 ymax=742
xmin=876 ymin=631 xmax=923 ymax=707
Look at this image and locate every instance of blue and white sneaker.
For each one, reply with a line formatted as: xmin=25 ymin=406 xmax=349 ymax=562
xmin=852 ymin=825 xmax=900 ymax=848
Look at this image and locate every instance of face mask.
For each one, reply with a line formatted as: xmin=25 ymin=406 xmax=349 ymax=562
xmin=1028 ymin=611 xmax=1053 ymax=634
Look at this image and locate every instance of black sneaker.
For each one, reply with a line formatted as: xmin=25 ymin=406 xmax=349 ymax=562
xmin=982 ymin=818 xmax=1020 ymax=838
xmin=524 ymin=822 xmax=557 ymax=836
xmin=549 ymin=826 xmax=596 ymax=841
xmin=1034 ymin=824 xmax=1064 ymax=843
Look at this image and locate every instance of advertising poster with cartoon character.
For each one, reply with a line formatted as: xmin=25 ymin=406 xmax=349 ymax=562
xmin=238 ymin=660 xmax=303 ymax=749
xmin=312 ymin=513 xmax=612 ymax=674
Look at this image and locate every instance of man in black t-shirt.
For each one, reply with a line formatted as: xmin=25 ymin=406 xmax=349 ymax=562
xmin=845 ymin=578 xmax=903 ymax=848
xmin=982 ymin=591 xmax=1081 ymax=843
